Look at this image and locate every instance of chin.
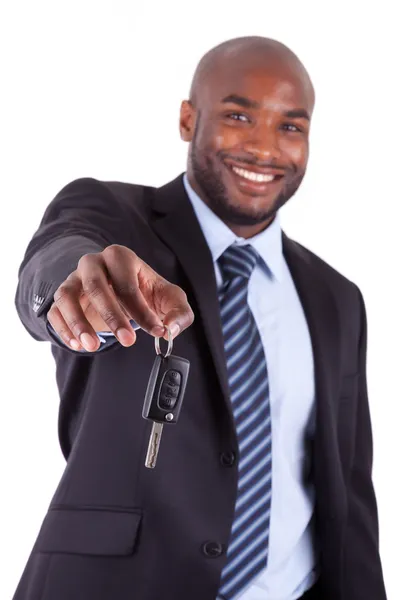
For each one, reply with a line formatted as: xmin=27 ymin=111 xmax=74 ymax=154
xmin=219 ymin=201 xmax=277 ymax=227
xmin=228 ymin=191 xmax=279 ymax=214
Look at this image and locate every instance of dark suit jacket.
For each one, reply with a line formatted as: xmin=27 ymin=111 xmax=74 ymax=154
xmin=13 ymin=175 xmax=386 ymax=600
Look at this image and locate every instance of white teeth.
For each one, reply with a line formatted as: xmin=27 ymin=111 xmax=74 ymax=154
xmin=232 ymin=166 xmax=276 ymax=183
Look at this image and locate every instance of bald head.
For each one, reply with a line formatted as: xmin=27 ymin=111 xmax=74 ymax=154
xmin=179 ymin=36 xmax=315 ymax=238
xmin=189 ymin=36 xmax=314 ymax=107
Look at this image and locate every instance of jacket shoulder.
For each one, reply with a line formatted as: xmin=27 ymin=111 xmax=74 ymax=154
xmin=48 ymin=177 xmax=157 ymax=227
xmin=59 ymin=176 xmax=154 ymax=207
xmin=289 ymin=237 xmax=361 ymax=299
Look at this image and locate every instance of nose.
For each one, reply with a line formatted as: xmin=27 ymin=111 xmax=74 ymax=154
xmin=242 ymin=123 xmax=281 ymax=161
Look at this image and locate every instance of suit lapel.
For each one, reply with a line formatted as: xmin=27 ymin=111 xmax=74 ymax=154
xmin=282 ymin=232 xmax=340 ymax=404
xmin=282 ymin=234 xmax=344 ymax=514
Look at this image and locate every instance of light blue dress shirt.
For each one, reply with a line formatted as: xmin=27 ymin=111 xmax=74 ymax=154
xmin=183 ymin=175 xmax=318 ymax=600
xmin=48 ymin=174 xmax=318 ymax=599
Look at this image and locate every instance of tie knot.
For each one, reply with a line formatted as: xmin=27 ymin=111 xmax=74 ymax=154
xmin=218 ymin=244 xmax=259 ymax=282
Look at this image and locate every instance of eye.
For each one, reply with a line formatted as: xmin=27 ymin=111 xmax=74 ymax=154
xmin=225 ymin=112 xmax=251 ymax=124
xmin=281 ymin=123 xmax=302 ymax=133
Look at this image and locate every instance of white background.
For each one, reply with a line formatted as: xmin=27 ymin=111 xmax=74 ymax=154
xmin=1 ymin=1 xmax=398 ymax=598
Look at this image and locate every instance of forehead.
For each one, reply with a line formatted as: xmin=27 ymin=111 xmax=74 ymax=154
xmin=202 ymin=61 xmax=313 ymax=113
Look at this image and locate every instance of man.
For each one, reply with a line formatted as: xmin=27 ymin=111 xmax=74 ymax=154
xmin=13 ymin=36 xmax=386 ymax=600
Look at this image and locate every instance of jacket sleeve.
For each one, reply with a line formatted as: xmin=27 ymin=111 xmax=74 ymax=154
xmin=342 ymin=287 xmax=387 ymax=599
xmin=15 ymin=177 xmax=134 ymax=353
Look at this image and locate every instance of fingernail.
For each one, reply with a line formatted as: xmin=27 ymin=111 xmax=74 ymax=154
xmin=116 ymin=327 xmax=135 ymax=346
xmin=169 ymin=323 xmax=180 ymax=338
xmin=80 ymin=333 xmax=96 ymax=351
xmin=70 ymin=339 xmax=80 ymax=350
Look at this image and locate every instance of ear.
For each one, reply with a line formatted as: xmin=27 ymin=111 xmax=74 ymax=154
xmin=179 ymin=100 xmax=196 ymax=142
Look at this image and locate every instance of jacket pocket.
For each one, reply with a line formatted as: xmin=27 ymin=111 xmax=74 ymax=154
xmin=35 ymin=507 xmax=142 ymax=556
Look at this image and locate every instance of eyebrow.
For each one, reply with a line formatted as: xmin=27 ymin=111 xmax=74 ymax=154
xmin=284 ymin=109 xmax=310 ymax=121
xmin=221 ymin=94 xmax=259 ymax=109
xmin=221 ymin=94 xmax=310 ymax=120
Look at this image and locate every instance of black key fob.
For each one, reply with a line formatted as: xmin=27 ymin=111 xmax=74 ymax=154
xmin=142 ymin=353 xmax=190 ymax=425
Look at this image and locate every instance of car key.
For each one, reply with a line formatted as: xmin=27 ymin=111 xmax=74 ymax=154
xmin=142 ymin=326 xmax=190 ymax=468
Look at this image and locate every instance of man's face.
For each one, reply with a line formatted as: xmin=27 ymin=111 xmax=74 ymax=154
xmin=180 ymin=61 xmax=314 ymax=229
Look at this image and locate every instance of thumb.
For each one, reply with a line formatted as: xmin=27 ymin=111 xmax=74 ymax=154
xmin=162 ymin=306 xmax=194 ymax=340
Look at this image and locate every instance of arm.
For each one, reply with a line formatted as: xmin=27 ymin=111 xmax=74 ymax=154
xmin=15 ymin=178 xmax=132 ymax=352
xmin=16 ymin=177 xmax=194 ymax=354
xmin=342 ymin=287 xmax=387 ymax=599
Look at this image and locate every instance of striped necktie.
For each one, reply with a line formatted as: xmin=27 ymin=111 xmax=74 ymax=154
xmin=217 ymin=244 xmax=272 ymax=600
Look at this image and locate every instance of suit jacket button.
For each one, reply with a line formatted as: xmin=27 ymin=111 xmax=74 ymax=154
xmin=220 ymin=451 xmax=236 ymax=467
xmin=202 ymin=541 xmax=223 ymax=558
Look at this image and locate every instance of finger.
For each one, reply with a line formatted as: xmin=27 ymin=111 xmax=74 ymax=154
xmin=47 ymin=304 xmax=86 ymax=351
xmin=77 ymin=255 xmax=137 ymax=346
xmin=102 ymin=247 xmax=165 ymax=336
xmin=53 ymin=277 xmax=104 ymax=351
xmin=156 ymin=284 xmax=195 ymax=339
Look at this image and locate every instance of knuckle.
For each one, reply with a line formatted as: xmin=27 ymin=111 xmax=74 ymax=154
xmin=77 ymin=252 xmax=100 ymax=268
xmin=179 ymin=308 xmax=194 ymax=329
xmin=152 ymin=277 xmax=167 ymax=291
xmin=100 ymin=309 xmax=119 ymax=329
xmin=171 ymin=283 xmax=187 ymax=301
xmin=58 ymin=326 xmax=73 ymax=341
xmin=82 ymin=277 xmax=103 ymax=297
xmin=103 ymin=244 xmax=124 ymax=257
xmin=54 ymin=283 xmax=72 ymax=304
xmin=114 ymin=283 xmax=139 ymax=297
xmin=180 ymin=289 xmax=189 ymax=303
xmin=103 ymin=244 xmax=135 ymax=263
xmin=66 ymin=317 xmax=81 ymax=331
xmin=168 ymin=282 xmax=180 ymax=293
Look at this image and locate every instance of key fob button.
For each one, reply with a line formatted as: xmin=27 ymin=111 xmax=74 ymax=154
xmin=166 ymin=383 xmax=179 ymax=396
xmin=167 ymin=371 xmax=181 ymax=386
xmin=160 ymin=395 xmax=176 ymax=409
xmin=159 ymin=370 xmax=182 ymax=410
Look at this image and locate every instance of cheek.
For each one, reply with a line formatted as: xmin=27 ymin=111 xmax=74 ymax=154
xmin=208 ymin=123 xmax=242 ymax=151
xmin=215 ymin=135 xmax=225 ymax=149
xmin=196 ymin=125 xmax=223 ymax=151
xmin=195 ymin=120 xmax=244 ymax=154
xmin=282 ymin=139 xmax=309 ymax=166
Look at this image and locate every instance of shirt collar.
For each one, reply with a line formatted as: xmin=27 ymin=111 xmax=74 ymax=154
xmin=183 ymin=173 xmax=284 ymax=282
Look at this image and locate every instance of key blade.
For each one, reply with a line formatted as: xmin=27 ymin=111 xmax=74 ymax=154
xmin=145 ymin=421 xmax=164 ymax=469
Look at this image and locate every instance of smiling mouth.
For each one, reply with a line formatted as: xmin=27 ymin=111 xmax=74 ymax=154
xmin=233 ymin=166 xmax=279 ymax=182
xmin=226 ymin=163 xmax=284 ymax=188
